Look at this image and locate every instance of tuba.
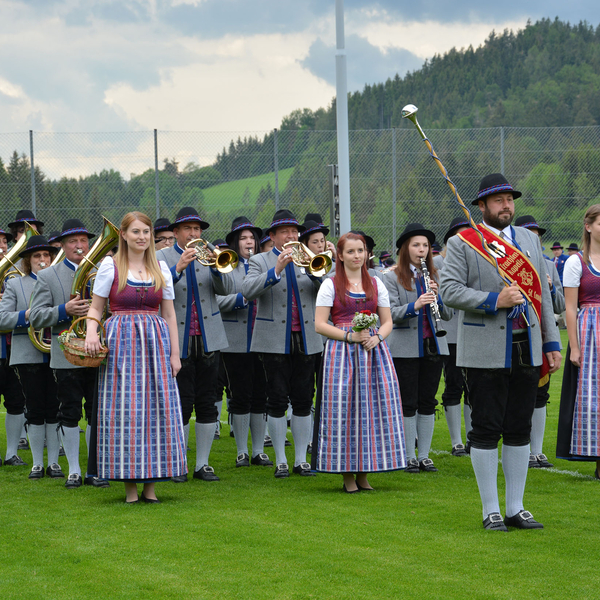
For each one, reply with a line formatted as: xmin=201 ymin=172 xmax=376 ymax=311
xmin=0 ymin=221 xmax=39 ymax=287
xmin=185 ymin=238 xmax=238 ymax=273
xmin=27 ymin=249 xmax=66 ymax=353
xmin=283 ymin=241 xmax=332 ymax=277
xmin=69 ymin=217 xmax=120 ymax=337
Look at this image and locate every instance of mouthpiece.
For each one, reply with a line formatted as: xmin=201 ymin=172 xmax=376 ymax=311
xmin=39 ymin=262 xmax=47 ymax=268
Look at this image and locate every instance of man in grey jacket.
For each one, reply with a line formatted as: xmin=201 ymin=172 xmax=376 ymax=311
xmin=441 ymin=173 xmax=562 ymax=531
xmin=242 ymin=210 xmax=324 ymax=478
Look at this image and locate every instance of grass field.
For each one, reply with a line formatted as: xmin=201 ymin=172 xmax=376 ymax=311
xmin=202 ymin=168 xmax=295 ymax=212
xmin=0 ymin=329 xmax=599 ymax=600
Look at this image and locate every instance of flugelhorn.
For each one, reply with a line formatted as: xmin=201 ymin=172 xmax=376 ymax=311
xmin=283 ymin=241 xmax=332 ymax=277
xmin=420 ymin=258 xmax=446 ymax=337
xmin=185 ymin=238 xmax=238 ymax=273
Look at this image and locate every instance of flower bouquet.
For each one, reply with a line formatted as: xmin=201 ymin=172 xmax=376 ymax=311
xmin=351 ymin=309 xmax=379 ymax=332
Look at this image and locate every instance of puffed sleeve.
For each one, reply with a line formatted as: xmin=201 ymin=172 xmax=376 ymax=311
xmin=160 ymin=261 xmax=175 ymax=300
xmin=93 ymin=256 xmax=115 ymax=298
xmin=375 ymin=277 xmax=390 ymax=307
xmin=562 ymin=254 xmax=583 ymax=288
xmin=316 ymin=278 xmax=335 ymax=307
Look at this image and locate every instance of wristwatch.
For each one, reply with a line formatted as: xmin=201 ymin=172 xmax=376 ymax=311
xmin=376 ymin=334 xmax=384 ymax=343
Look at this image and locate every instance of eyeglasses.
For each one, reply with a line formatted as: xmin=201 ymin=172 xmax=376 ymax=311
xmin=155 ymin=236 xmax=175 ymax=245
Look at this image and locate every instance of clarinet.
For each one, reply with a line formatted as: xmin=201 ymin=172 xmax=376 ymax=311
xmin=420 ymin=258 xmax=447 ymax=338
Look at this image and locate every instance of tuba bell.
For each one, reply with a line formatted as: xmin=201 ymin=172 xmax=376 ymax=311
xmin=0 ymin=222 xmax=39 ymax=288
xmin=185 ymin=238 xmax=239 ymax=273
xmin=283 ymin=241 xmax=332 ymax=277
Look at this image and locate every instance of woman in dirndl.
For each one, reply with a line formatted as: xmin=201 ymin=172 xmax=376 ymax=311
xmin=314 ymin=232 xmax=406 ymax=493
xmin=85 ymin=212 xmax=187 ymax=503
xmin=557 ymin=204 xmax=600 ymax=479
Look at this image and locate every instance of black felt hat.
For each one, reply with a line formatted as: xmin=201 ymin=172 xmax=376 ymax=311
xmin=567 ymin=242 xmax=579 ymax=251
xmin=8 ymin=210 xmax=44 ymax=229
xmin=154 ymin=218 xmax=172 ymax=233
xmin=396 ymin=223 xmax=435 ymax=249
xmin=0 ymin=228 xmax=14 ymax=244
xmin=54 ymin=219 xmax=95 ymax=242
xmin=432 ymin=242 xmax=442 ymax=254
xmin=514 ymin=215 xmax=546 ymax=236
xmin=170 ymin=207 xmax=209 ymax=231
xmin=212 ymin=238 xmax=228 ymax=248
xmin=299 ymin=219 xmax=329 ymax=240
xmin=443 ymin=217 xmax=471 ymax=244
xmin=473 ymin=173 xmax=522 ymax=206
xmin=379 ymin=250 xmax=392 ymax=260
xmin=260 ymin=228 xmax=272 ymax=245
xmin=350 ymin=230 xmax=375 ymax=251
xmin=225 ymin=216 xmax=262 ymax=246
xmin=46 ymin=230 xmax=61 ymax=243
xmin=269 ymin=210 xmax=305 ymax=233
xmin=18 ymin=235 xmax=59 ymax=259
xmin=551 ymin=241 xmax=563 ymax=249
xmin=304 ymin=213 xmax=325 ymax=225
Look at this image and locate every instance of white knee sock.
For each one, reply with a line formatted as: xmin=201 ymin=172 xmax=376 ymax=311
xmin=445 ymin=405 xmax=463 ymax=447
xmin=85 ymin=424 xmax=91 ymax=450
xmin=250 ymin=413 xmax=267 ymax=457
xmin=403 ymin=416 xmax=417 ymax=461
xmin=529 ymin=407 xmax=546 ymax=456
xmin=471 ymin=447 xmax=500 ymax=519
xmin=232 ymin=413 xmax=250 ymax=455
xmin=195 ymin=422 xmax=215 ymax=469
xmin=215 ymin=400 xmax=223 ymax=422
xmin=5 ymin=413 xmax=25 ymax=459
xmin=291 ymin=414 xmax=311 ymax=467
xmin=45 ymin=423 xmax=60 ymax=466
xmin=268 ymin=416 xmax=288 ymax=466
xmin=21 ymin=424 xmax=27 ymax=439
xmin=502 ymin=444 xmax=530 ymax=518
xmin=463 ymin=404 xmax=472 ymax=440
xmin=416 ymin=412 xmax=435 ymax=460
xmin=28 ymin=424 xmax=46 ymax=467
xmin=61 ymin=426 xmax=81 ymax=476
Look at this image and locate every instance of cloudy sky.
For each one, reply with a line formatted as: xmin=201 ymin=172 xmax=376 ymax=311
xmin=0 ymin=0 xmax=598 ymax=178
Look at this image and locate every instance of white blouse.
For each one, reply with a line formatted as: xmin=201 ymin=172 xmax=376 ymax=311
xmin=316 ymin=276 xmax=390 ymax=307
xmin=93 ymin=256 xmax=175 ymax=300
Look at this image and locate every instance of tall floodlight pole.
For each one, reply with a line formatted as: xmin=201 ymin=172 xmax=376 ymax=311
xmin=335 ymin=0 xmax=351 ymax=234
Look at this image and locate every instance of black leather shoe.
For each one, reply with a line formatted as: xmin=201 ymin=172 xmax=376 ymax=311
xmin=59 ymin=446 xmax=66 ymax=457
xmin=125 ymin=496 xmax=139 ymax=504
xmin=405 ymin=458 xmax=420 ymax=473
xmin=274 ymin=463 xmax=289 ymax=478
xmin=141 ymin=492 xmax=161 ymax=504
xmin=307 ymin=442 xmax=312 ymax=455
xmin=504 ymin=510 xmax=543 ymax=529
xmin=536 ymin=453 xmax=554 ymax=468
xmin=171 ymin=473 xmax=188 ymax=483
xmin=451 ymin=444 xmax=468 ymax=457
xmin=483 ymin=512 xmax=508 ymax=531
xmin=18 ymin=437 xmax=29 ymax=450
xmin=528 ymin=454 xmax=541 ymax=469
xmin=29 ymin=465 xmax=45 ymax=479
xmin=65 ymin=474 xmax=83 ymax=489
xmin=46 ymin=464 xmax=65 ymax=478
xmin=193 ymin=465 xmax=220 ymax=481
xmin=84 ymin=476 xmax=110 ymax=488
xmin=236 ymin=453 xmax=250 ymax=467
xmin=356 ymin=482 xmax=374 ymax=491
xmin=285 ymin=438 xmax=292 ymax=447
xmin=4 ymin=455 xmax=28 ymax=466
xmin=251 ymin=453 xmax=273 ymax=466
xmin=419 ymin=458 xmax=438 ymax=472
xmin=264 ymin=435 xmax=273 ymax=447
xmin=292 ymin=462 xmax=315 ymax=476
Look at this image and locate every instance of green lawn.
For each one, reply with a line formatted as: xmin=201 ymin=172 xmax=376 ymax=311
xmin=202 ymin=167 xmax=294 ymax=212
xmin=0 ymin=329 xmax=598 ymax=600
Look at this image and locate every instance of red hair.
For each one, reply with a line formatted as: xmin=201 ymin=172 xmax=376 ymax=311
xmin=334 ymin=233 xmax=375 ymax=304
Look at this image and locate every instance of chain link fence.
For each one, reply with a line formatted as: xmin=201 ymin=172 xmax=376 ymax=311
xmin=1 ymin=126 xmax=599 ymax=251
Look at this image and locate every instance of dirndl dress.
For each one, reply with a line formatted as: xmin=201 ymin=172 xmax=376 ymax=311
xmin=96 ymin=264 xmax=187 ymax=480
xmin=557 ymin=254 xmax=600 ymax=461
xmin=314 ymin=283 xmax=406 ymax=473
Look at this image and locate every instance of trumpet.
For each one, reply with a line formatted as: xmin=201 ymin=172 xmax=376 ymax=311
xmin=420 ymin=258 xmax=446 ymax=338
xmin=185 ymin=238 xmax=238 ymax=273
xmin=283 ymin=241 xmax=332 ymax=277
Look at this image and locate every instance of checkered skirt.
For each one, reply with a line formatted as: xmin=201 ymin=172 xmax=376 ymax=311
xmin=570 ymin=306 xmax=600 ymax=458
xmin=315 ymin=325 xmax=407 ymax=473
xmin=97 ymin=312 xmax=187 ymax=480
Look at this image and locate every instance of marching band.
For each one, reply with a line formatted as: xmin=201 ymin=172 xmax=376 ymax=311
xmin=2 ymin=167 xmax=596 ymax=530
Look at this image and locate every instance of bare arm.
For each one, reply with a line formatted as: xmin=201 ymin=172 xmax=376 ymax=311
xmin=84 ymin=294 xmax=107 ymax=356
xmin=564 ymin=286 xmax=580 ymax=367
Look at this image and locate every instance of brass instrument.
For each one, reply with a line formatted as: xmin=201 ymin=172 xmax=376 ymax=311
xmin=420 ymin=258 xmax=446 ymax=338
xmin=70 ymin=217 xmax=120 ymax=337
xmin=283 ymin=241 xmax=333 ymax=277
xmin=185 ymin=238 xmax=238 ymax=273
xmin=0 ymin=221 xmax=38 ymax=286
xmin=28 ymin=249 xmax=65 ymax=353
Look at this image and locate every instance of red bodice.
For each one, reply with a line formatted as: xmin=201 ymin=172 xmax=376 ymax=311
xmin=108 ymin=266 xmax=163 ymax=312
xmin=331 ymin=278 xmax=379 ymax=326
xmin=577 ymin=254 xmax=600 ymax=306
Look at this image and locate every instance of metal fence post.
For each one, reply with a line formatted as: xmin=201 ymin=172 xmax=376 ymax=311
xmin=274 ymin=128 xmax=279 ymax=210
xmin=29 ymin=130 xmax=36 ymax=214
xmin=500 ymin=126 xmax=505 ymax=175
xmin=391 ymin=128 xmax=397 ymax=250
xmin=154 ymin=129 xmax=160 ymax=220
